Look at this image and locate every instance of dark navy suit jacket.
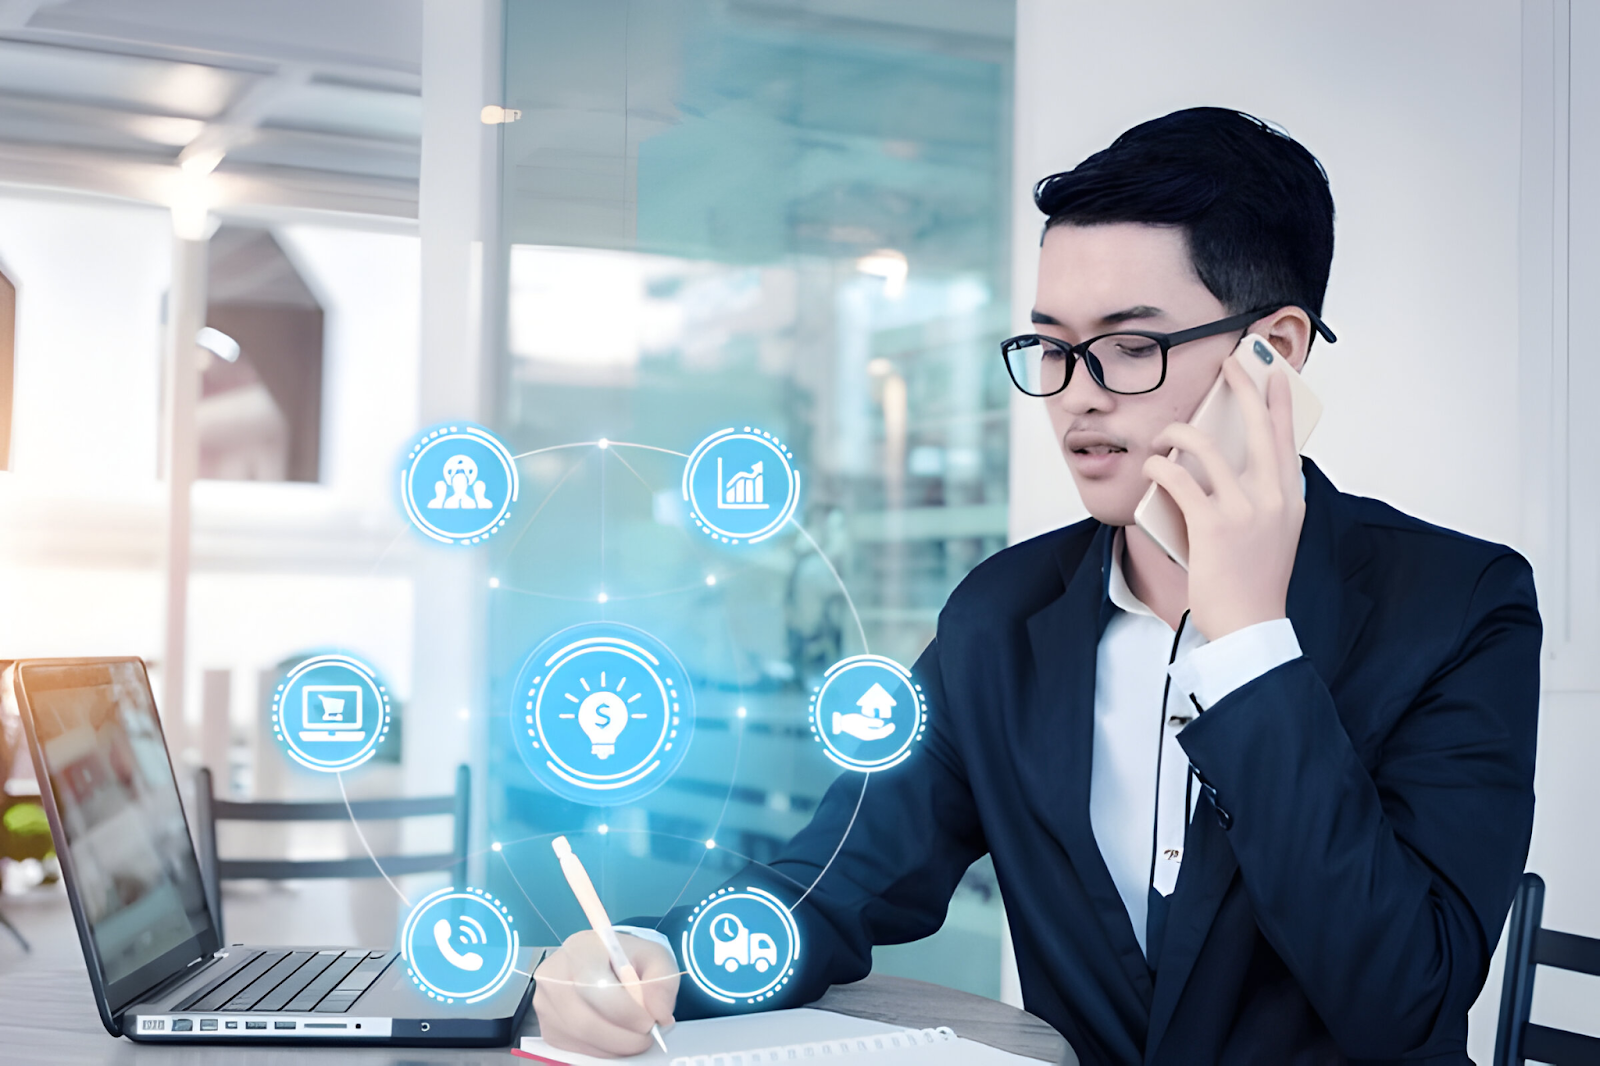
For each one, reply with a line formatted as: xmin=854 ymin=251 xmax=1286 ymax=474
xmin=666 ymin=458 xmax=1541 ymax=1065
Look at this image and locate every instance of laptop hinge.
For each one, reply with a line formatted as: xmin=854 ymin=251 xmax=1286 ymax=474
xmin=126 ymin=953 xmax=226 ymax=1015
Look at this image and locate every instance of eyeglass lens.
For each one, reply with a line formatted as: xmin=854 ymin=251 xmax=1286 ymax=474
xmin=1005 ymin=334 xmax=1164 ymax=396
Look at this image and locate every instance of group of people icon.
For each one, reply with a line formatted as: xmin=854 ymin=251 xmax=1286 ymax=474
xmin=428 ymin=454 xmax=493 ymax=510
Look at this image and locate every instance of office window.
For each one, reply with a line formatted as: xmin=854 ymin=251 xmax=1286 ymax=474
xmin=488 ymin=1 xmax=1015 ymax=997
xmin=0 ymin=264 xmax=13 ymax=470
xmin=198 ymin=226 xmax=324 ymax=482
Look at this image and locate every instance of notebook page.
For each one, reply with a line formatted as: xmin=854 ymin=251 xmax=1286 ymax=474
xmin=517 ymin=1007 xmax=1048 ymax=1065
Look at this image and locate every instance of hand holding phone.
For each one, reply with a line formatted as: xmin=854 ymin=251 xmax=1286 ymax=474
xmin=1133 ymin=334 xmax=1322 ymax=569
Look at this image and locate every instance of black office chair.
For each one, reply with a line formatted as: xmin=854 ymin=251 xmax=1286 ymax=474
xmin=1493 ymin=872 xmax=1600 ymax=1064
xmin=192 ymin=764 xmax=470 ymax=943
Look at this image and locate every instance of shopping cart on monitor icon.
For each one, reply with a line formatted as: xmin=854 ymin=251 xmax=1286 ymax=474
xmin=299 ymin=686 xmax=366 ymax=742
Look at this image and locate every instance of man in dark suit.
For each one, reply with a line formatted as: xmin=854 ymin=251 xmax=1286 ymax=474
xmin=532 ymin=108 xmax=1542 ymax=1065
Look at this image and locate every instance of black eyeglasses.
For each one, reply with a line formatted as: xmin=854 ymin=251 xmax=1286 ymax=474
xmin=1000 ymin=304 xmax=1337 ymax=397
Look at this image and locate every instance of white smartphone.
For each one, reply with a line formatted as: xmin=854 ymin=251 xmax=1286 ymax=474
xmin=1132 ymin=333 xmax=1322 ymax=569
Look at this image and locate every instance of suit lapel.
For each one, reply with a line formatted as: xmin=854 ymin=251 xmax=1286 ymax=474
xmin=1023 ymin=522 xmax=1156 ymax=1008
xmin=1142 ymin=457 xmax=1375 ymax=1059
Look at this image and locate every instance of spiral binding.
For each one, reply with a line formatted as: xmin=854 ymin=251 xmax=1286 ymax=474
xmin=669 ymin=1026 xmax=958 ymax=1066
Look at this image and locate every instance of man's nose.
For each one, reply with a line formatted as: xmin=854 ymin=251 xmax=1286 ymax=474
xmin=1054 ymin=353 xmax=1113 ymax=415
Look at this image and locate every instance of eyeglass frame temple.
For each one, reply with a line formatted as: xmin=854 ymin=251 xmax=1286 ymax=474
xmin=1000 ymin=302 xmax=1337 ymax=396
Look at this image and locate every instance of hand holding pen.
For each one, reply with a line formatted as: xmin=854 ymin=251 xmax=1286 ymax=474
xmin=531 ymin=836 xmax=679 ymax=1057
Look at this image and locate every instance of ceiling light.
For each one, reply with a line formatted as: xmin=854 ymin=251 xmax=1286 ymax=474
xmin=179 ymin=147 xmax=225 ymax=176
xmin=857 ymin=249 xmax=908 ymax=298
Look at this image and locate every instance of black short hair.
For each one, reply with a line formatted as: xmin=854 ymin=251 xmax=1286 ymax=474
xmin=1034 ymin=107 xmax=1334 ymax=319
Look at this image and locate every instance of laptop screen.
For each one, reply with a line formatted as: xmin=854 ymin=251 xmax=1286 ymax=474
xmin=20 ymin=660 xmax=215 ymax=1000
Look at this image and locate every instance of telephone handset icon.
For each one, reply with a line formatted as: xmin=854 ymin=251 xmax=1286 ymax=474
xmin=432 ymin=918 xmax=484 ymax=972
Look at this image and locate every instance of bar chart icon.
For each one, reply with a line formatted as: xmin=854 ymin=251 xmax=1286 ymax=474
xmin=717 ymin=458 xmax=770 ymax=510
xmin=682 ymin=426 xmax=799 ymax=544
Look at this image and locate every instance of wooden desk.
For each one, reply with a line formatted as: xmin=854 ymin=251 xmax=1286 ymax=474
xmin=0 ymin=966 xmax=1073 ymax=1065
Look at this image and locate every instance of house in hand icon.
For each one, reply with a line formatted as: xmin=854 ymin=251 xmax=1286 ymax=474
xmin=832 ymin=682 xmax=897 ymax=741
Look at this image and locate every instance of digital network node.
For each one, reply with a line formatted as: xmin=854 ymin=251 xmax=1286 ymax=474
xmin=270 ymin=654 xmax=392 ymax=773
xmin=682 ymin=886 xmax=800 ymax=1005
xmin=509 ymin=622 xmax=695 ymax=806
xmin=400 ymin=423 xmax=520 ymax=545
xmin=400 ymin=887 xmax=520 ymax=1004
xmin=808 ymin=654 xmax=925 ymax=772
xmin=682 ymin=427 xmax=801 ymax=544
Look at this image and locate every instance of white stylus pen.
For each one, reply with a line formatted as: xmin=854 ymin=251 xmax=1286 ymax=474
xmin=551 ymin=836 xmax=669 ymax=1054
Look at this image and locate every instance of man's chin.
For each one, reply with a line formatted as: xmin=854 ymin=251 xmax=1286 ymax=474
xmin=1067 ymin=469 xmax=1141 ymax=528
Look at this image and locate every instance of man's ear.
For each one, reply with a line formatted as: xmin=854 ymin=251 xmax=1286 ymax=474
xmin=1256 ymin=307 xmax=1314 ymax=371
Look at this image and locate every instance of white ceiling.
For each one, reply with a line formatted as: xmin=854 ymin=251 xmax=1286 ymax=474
xmin=0 ymin=0 xmax=423 ymax=218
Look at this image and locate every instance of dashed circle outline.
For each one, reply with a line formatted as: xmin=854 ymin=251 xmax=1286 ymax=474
xmin=531 ymin=637 xmax=675 ymax=788
xmin=681 ymin=427 xmax=801 ymax=544
xmin=808 ymin=654 xmax=925 ymax=772
xmin=510 ymin=622 xmax=694 ymax=804
xmin=270 ymin=654 xmax=391 ymax=773
xmin=401 ymin=424 xmax=521 ymax=545
xmin=681 ymin=886 xmax=800 ymax=1005
xmin=400 ymin=886 xmax=520 ymax=1004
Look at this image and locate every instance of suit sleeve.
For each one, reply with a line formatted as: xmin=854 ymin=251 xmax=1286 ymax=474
xmin=665 ymin=634 xmax=990 ymax=1020
xmin=1176 ymin=552 xmax=1541 ymax=1058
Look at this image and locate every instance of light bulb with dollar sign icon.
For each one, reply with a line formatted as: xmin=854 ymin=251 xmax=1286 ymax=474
xmin=577 ymin=689 xmax=628 ymax=758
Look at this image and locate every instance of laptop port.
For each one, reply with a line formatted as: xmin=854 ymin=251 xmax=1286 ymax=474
xmin=274 ymin=1021 xmax=296 ymax=1030
xmin=245 ymin=1021 xmax=267 ymax=1030
xmin=199 ymin=1019 xmax=217 ymax=1031
xmin=225 ymin=1021 xmax=238 ymax=1029
xmin=171 ymin=1019 xmax=193 ymax=1032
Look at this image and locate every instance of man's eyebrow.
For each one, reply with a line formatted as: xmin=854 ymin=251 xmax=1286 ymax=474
xmin=1098 ymin=305 xmax=1165 ymax=326
xmin=1030 ymin=305 xmax=1166 ymax=328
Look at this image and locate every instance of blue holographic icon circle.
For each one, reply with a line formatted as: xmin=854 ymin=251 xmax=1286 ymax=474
xmin=681 ymin=427 xmax=800 ymax=545
xmin=808 ymin=654 xmax=925 ymax=773
xmin=400 ymin=423 xmax=519 ymax=545
xmin=510 ymin=623 xmax=694 ymax=807
xmin=401 ymin=887 xmax=519 ymax=1004
xmin=270 ymin=654 xmax=392 ymax=773
xmin=682 ymin=886 xmax=800 ymax=1005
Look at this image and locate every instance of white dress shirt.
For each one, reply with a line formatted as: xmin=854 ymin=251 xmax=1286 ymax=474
xmin=1090 ymin=528 xmax=1303 ymax=957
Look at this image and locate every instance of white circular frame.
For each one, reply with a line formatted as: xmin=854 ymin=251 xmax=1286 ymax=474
xmin=400 ymin=886 xmax=520 ymax=1004
xmin=680 ymin=427 xmax=800 ymax=545
xmin=401 ymin=425 xmax=521 ymax=545
xmin=681 ymin=886 xmax=800 ymax=1005
xmin=270 ymin=654 xmax=391 ymax=773
xmin=808 ymin=654 xmax=925 ymax=772
xmin=527 ymin=636 xmax=680 ymax=792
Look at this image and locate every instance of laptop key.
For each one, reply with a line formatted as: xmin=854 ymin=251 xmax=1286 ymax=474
xmin=283 ymin=952 xmax=365 ymax=1013
xmin=313 ymin=990 xmax=360 ymax=1013
xmin=335 ymin=960 xmax=390 ymax=995
xmin=188 ymin=951 xmax=287 ymax=1012
xmin=224 ymin=951 xmax=315 ymax=1011
xmin=253 ymin=952 xmax=338 ymax=1012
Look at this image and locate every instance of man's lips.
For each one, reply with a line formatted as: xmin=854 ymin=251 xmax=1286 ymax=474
xmin=1064 ymin=431 xmax=1128 ymax=456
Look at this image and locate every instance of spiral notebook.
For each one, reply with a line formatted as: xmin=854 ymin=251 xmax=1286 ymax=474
xmin=516 ymin=1007 xmax=1048 ymax=1065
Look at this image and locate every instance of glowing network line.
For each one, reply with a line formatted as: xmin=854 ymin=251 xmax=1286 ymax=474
xmin=336 ymin=430 xmax=882 ymax=953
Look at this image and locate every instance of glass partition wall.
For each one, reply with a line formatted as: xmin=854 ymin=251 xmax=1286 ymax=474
xmin=487 ymin=0 xmax=1015 ymax=997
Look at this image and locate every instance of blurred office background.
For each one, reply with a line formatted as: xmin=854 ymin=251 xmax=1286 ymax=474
xmin=0 ymin=1 xmax=1593 ymax=1057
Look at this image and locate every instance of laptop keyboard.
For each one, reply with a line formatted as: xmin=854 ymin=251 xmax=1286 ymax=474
xmin=174 ymin=950 xmax=393 ymax=1014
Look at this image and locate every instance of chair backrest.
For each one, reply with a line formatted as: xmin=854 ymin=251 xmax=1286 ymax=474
xmin=1493 ymin=872 xmax=1600 ymax=1065
xmin=192 ymin=765 xmax=470 ymax=943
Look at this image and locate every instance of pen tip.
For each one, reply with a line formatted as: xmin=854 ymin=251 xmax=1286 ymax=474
xmin=652 ymin=1024 xmax=668 ymax=1053
xmin=552 ymin=835 xmax=572 ymax=857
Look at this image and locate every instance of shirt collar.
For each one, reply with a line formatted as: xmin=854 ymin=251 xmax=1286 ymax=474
xmin=1106 ymin=527 xmax=1155 ymax=618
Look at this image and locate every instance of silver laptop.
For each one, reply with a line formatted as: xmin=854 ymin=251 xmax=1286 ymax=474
xmin=8 ymin=657 xmax=541 ymax=1045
